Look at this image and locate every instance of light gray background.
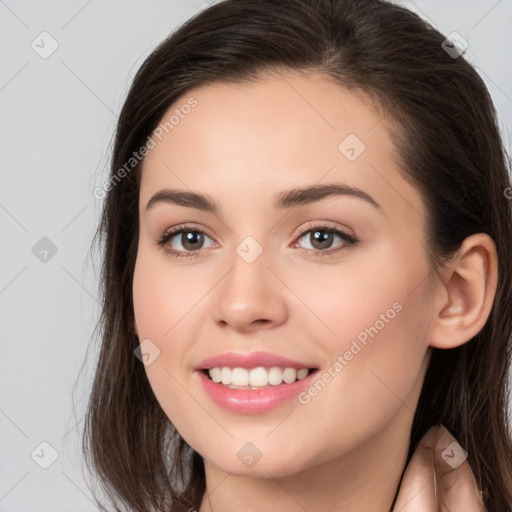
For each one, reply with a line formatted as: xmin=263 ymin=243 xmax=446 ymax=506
xmin=1 ymin=1 xmax=511 ymax=510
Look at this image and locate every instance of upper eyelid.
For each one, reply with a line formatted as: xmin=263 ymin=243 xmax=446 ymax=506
xmin=295 ymin=221 xmax=355 ymax=237
xmin=161 ymin=223 xmax=356 ymax=247
xmin=163 ymin=222 xmax=352 ymax=237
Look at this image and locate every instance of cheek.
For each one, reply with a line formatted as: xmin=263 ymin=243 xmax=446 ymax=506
xmin=288 ymin=289 xmax=430 ymax=472
xmin=296 ymin=237 xmax=428 ymax=359
xmin=132 ymin=246 xmax=210 ymax=436
xmin=295 ymin=242 xmax=430 ymax=421
xmin=132 ymin=243 xmax=200 ymax=342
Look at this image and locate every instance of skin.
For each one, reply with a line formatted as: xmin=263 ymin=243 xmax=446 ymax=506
xmin=132 ymin=70 xmax=496 ymax=511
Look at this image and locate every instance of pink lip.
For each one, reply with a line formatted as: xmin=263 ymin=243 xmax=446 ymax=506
xmin=194 ymin=351 xmax=318 ymax=414
xmin=195 ymin=351 xmax=314 ymax=370
xmin=195 ymin=369 xmax=318 ymax=414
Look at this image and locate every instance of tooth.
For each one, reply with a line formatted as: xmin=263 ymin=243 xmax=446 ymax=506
xmin=297 ymin=368 xmax=309 ymax=380
xmin=249 ymin=367 xmax=269 ymax=387
xmin=221 ymin=367 xmax=232 ymax=385
xmin=268 ymin=367 xmax=283 ymax=385
xmin=210 ymin=366 xmax=310 ymax=387
xmin=231 ymin=367 xmax=249 ymax=386
xmin=283 ymin=368 xmax=297 ymax=384
xmin=210 ymin=367 xmax=222 ymax=383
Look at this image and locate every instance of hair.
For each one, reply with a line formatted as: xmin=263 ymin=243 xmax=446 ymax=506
xmin=82 ymin=0 xmax=512 ymax=510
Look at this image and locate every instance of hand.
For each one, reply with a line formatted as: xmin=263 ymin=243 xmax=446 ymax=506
xmin=392 ymin=424 xmax=487 ymax=511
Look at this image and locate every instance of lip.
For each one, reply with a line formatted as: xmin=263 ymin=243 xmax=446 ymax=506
xmin=195 ymin=351 xmax=314 ymax=370
xmin=195 ymin=368 xmax=318 ymax=414
xmin=194 ymin=351 xmax=318 ymax=414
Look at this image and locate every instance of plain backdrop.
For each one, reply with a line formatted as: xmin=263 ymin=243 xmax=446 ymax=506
xmin=1 ymin=0 xmax=511 ymax=510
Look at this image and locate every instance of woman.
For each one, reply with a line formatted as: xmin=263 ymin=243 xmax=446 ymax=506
xmin=82 ymin=0 xmax=512 ymax=510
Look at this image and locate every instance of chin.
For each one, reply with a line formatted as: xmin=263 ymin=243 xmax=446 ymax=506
xmin=199 ymin=440 xmax=315 ymax=479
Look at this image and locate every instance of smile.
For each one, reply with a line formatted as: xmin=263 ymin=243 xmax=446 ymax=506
xmin=194 ymin=351 xmax=319 ymax=414
xmin=206 ymin=366 xmax=312 ymax=389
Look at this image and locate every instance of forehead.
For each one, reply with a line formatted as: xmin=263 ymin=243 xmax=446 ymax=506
xmin=145 ymin=71 xmax=387 ymax=165
xmin=139 ymin=70 xmax=424 ymax=225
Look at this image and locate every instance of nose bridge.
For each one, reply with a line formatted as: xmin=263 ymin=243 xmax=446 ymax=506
xmin=214 ymin=234 xmax=287 ymax=330
xmin=229 ymin=236 xmax=268 ymax=292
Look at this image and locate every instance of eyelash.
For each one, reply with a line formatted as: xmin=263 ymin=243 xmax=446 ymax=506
xmin=156 ymin=223 xmax=359 ymax=259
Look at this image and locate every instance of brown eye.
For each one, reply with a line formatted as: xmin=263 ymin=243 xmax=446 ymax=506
xmin=176 ymin=231 xmax=206 ymax=251
xmin=306 ymin=230 xmax=337 ymax=250
xmin=294 ymin=226 xmax=358 ymax=256
xmin=157 ymin=226 xmax=216 ymax=257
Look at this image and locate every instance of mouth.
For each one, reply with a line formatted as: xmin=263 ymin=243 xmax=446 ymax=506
xmin=201 ymin=366 xmax=318 ymax=390
xmin=194 ymin=351 xmax=320 ymax=413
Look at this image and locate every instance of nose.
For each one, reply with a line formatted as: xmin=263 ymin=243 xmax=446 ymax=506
xmin=214 ymin=246 xmax=288 ymax=333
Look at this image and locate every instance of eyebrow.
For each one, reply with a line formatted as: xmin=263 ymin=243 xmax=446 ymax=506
xmin=145 ymin=183 xmax=381 ymax=213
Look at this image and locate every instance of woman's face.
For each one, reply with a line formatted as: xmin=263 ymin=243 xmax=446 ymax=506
xmin=133 ymin=71 xmax=434 ymax=479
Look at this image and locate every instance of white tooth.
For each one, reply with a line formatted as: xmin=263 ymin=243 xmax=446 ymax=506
xmin=297 ymin=368 xmax=309 ymax=380
xmin=268 ymin=367 xmax=283 ymax=385
xmin=210 ymin=367 xmax=222 ymax=383
xmin=249 ymin=367 xmax=269 ymax=387
xmin=221 ymin=367 xmax=232 ymax=385
xmin=283 ymin=368 xmax=297 ymax=384
xmin=231 ymin=367 xmax=249 ymax=386
xmin=214 ymin=366 xmax=309 ymax=387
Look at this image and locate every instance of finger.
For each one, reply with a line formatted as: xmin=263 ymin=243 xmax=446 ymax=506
xmin=392 ymin=424 xmax=440 ymax=512
xmin=433 ymin=425 xmax=486 ymax=511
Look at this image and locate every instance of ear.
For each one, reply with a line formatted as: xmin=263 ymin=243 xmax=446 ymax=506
xmin=428 ymin=233 xmax=498 ymax=349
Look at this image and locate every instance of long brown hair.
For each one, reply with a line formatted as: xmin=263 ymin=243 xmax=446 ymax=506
xmin=82 ymin=0 xmax=512 ymax=510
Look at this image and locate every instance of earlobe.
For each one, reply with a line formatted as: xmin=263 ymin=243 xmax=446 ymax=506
xmin=428 ymin=233 xmax=498 ymax=350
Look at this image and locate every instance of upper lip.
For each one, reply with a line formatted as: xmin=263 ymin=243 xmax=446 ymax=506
xmin=196 ymin=351 xmax=316 ymax=370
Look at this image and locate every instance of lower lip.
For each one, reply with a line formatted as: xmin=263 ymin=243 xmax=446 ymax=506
xmin=196 ymin=370 xmax=317 ymax=414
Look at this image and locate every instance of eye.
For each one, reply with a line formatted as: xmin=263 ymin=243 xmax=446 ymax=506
xmin=156 ymin=224 xmax=217 ymax=257
xmin=292 ymin=224 xmax=358 ymax=256
xmin=156 ymin=223 xmax=358 ymax=259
